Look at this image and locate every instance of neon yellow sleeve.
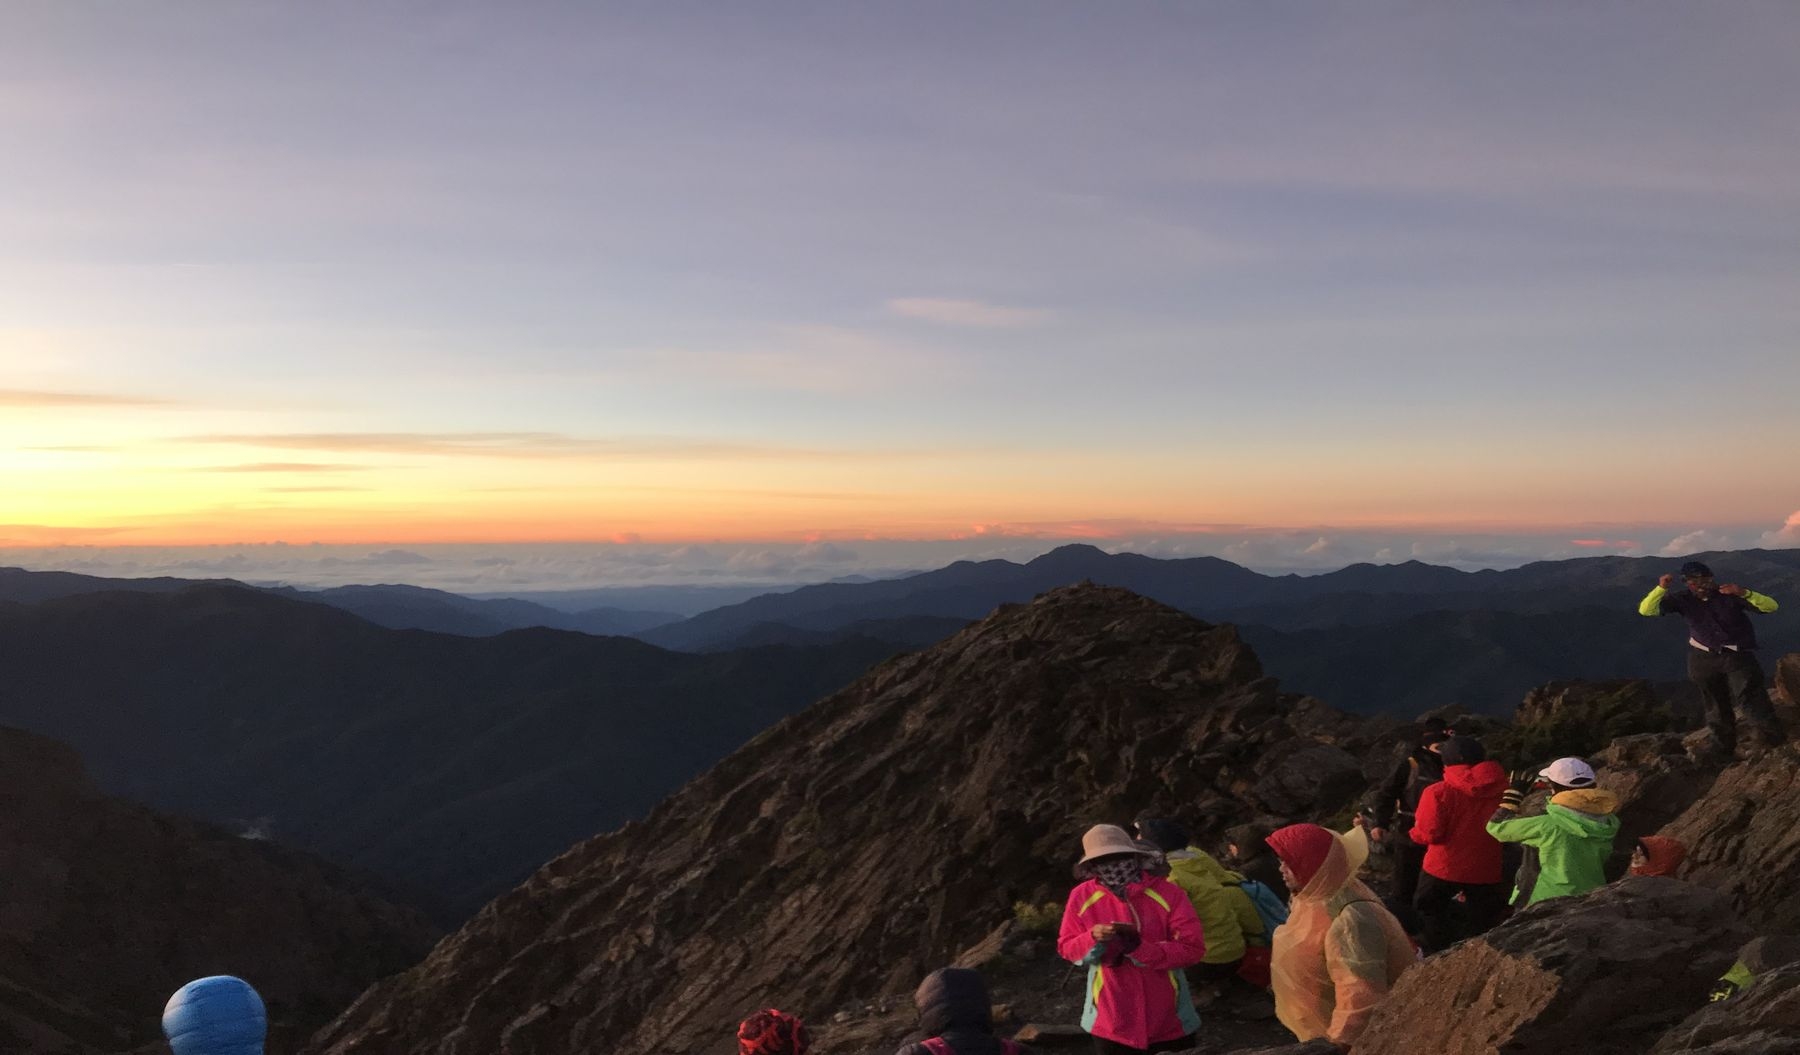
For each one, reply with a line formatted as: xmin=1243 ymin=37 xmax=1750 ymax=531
xmin=1744 ymin=590 xmax=1778 ymax=614
xmin=1639 ymin=585 xmax=1668 ymax=617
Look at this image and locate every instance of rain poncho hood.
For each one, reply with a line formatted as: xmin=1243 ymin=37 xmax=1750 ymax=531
xmin=162 ymin=977 xmax=266 ymax=1055
xmin=1265 ymin=825 xmax=1414 ymax=1046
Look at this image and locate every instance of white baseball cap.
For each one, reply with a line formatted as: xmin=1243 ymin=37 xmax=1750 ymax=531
xmin=1539 ymin=757 xmax=1597 ymax=788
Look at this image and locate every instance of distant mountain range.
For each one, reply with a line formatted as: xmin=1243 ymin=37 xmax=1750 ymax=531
xmin=0 ymin=581 xmax=900 ymax=920
xmin=7 ymin=545 xmax=1797 ymax=718
xmin=630 ymin=544 xmax=1800 ymax=713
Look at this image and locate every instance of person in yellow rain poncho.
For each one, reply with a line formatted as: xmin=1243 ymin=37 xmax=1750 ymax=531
xmin=1265 ymin=824 xmax=1415 ymax=1049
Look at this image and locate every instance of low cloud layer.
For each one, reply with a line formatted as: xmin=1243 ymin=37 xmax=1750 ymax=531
xmin=4 ymin=515 xmax=1793 ymax=595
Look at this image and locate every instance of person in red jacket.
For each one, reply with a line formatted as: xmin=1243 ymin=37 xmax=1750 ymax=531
xmin=1408 ymin=735 xmax=1509 ymax=953
xmin=1057 ymin=824 xmax=1208 ymax=1054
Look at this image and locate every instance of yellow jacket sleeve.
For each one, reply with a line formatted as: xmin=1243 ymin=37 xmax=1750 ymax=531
xmin=1744 ymin=589 xmax=1778 ymax=614
xmin=1639 ymin=585 xmax=1669 ymax=617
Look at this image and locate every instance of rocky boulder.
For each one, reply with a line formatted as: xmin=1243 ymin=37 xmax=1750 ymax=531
xmin=303 ymin=585 xmax=1398 ymax=1055
xmin=1593 ymin=732 xmax=1716 ymax=848
xmin=1354 ymin=878 xmax=1748 ymax=1055
xmin=1773 ymin=653 xmax=1800 ymax=729
xmin=1652 ymin=961 xmax=1800 ymax=1053
xmin=1492 ymin=679 xmax=1687 ymax=765
xmin=1661 ymin=745 xmax=1800 ymax=932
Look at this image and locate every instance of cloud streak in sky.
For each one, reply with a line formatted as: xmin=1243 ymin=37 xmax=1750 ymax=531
xmin=887 ymin=298 xmax=1052 ymax=328
xmin=176 ymin=432 xmax=924 ymax=462
xmin=1 ymin=388 xmax=173 ymax=407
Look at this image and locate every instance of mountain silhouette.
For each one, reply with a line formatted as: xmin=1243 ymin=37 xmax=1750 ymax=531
xmin=0 ymin=583 xmax=900 ymax=920
xmin=640 ymin=545 xmax=1800 ymax=713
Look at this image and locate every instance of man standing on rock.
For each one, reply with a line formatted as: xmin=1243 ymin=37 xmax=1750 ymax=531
xmin=1639 ymin=560 xmax=1785 ymax=758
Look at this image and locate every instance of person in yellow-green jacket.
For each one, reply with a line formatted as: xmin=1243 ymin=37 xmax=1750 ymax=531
xmin=1639 ymin=560 xmax=1785 ymax=758
xmin=1485 ymin=757 xmax=1620 ymax=907
xmin=1133 ymin=818 xmax=1264 ymax=990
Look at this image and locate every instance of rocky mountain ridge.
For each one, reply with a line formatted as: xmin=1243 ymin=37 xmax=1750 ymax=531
xmin=301 ymin=585 xmax=1403 ymax=1055
xmin=300 ymin=582 xmax=1800 ymax=1055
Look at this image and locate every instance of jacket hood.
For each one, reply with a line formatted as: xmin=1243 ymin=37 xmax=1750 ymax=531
xmin=914 ymin=967 xmax=992 ymax=1036
xmin=1167 ymin=847 xmax=1246 ymax=886
xmin=1442 ymin=759 xmax=1508 ymax=796
xmin=1545 ymin=795 xmax=1623 ymax=838
xmin=1632 ymin=835 xmax=1688 ymax=877
xmin=1551 ymin=788 xmax=1620 ymax=817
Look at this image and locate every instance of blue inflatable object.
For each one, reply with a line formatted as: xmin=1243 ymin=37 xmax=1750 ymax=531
xmin=162 ymin=976 xmax=267 ymax=1055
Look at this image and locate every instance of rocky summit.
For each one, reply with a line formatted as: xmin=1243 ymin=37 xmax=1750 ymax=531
xmin=303 ymin=584 xmax=1399 ymax=1055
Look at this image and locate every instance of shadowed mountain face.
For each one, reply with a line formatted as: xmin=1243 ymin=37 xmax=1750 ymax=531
xmin=0 ymin=585 xmax=900 ymax=920
xmin=301 ymin=584 xmax=1401 ymax=1055
xmin=0 ymin=726 xmax=437 ymax=1055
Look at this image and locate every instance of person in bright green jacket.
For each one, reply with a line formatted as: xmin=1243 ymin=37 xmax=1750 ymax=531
xmin=1134 ymin=818 xmax=1265 ymax=978
xmin=1484 ymin=756 xmax=1620 ymax=907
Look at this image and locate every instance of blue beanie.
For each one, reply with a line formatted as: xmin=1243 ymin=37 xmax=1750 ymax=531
xmin=163 ymin=976 xmax=266 ymax=1055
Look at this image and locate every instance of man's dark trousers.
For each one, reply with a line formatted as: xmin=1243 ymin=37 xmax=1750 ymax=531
xmin=1689 ymin=648 xmax=1784 ymax=753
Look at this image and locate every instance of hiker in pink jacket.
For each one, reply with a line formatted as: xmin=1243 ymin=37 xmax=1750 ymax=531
xmin=1057 ymin=824 xmax=1208 ymax=1054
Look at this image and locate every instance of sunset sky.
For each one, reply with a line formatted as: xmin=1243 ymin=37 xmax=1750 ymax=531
xmin=5 ymin=4 xmax=1799 ymax=584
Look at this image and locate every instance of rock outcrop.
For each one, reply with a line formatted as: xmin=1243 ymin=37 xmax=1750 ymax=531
xmin=1652 ymin=962 xmax=1800 ymax=1054
xmin=1353 ymin=878 xmax=1749 ymax=1055
xmin=0 ymin=726 xmax=438 ymax=1055
xmin=1493 ymin=678 xmax=1689 ymax=765
xmin=1773 ymin=653 xmax=1800 ymax=728
xmin=1661 ymin=744 xmax=1800 ymax=932
xmin=303 ymin=585 xmax=1399 ymax=1055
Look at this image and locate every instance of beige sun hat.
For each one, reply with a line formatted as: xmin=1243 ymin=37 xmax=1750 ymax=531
xmin=1078 ymin=824 xmax=1152 ymax=865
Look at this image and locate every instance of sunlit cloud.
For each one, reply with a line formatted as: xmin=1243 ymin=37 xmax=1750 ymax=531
xmin=955 ymin=518 xmax=1259 ymax=541
xmin=198 ymin=462 xmax=371 ymax=473
xmin=0 ymin=388 xmax=174 ymax=407
xmin=1659 ymin=529 xmax=1738 ymax=557
xmin=887 ymin=298 xmax=1052 ymax=328
xmin=1760 ymin=511 xmax=1800 ymax=547
xmin=0 ymin=523 xmax=135 ymax=545
xmin=175 ymin=432 xmax=918 ymax=462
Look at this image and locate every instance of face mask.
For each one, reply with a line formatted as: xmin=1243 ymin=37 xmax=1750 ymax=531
xmin=1092 ymin=857 xmax=1144 ymax=891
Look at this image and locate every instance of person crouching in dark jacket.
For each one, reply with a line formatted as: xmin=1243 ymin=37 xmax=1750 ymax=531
xmin=1408 ymin=735 xmax=1509 ymax=953
xmin=894 ymin=968 xmax=1031 ymax=1055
